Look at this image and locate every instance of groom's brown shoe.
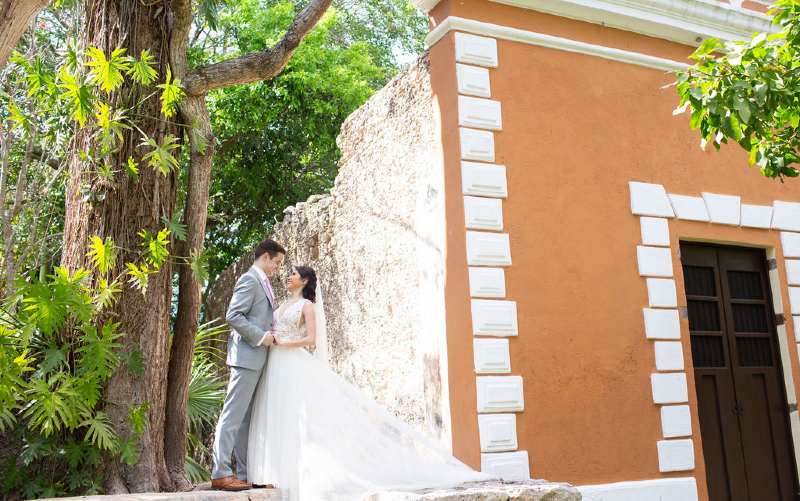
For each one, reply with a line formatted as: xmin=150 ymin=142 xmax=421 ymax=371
xmin=211 ymin=476 xmax=251 ymax=491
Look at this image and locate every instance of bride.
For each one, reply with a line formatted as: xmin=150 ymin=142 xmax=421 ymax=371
xmin=246 ymin=265 xmax=491 ymax=500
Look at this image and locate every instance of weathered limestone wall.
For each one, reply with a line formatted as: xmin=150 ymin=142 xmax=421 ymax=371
xmin=205 ymin=54 xmax=453 ymax=445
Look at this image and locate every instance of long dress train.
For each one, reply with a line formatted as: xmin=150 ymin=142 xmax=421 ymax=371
xmin=247 ymin=298 xmax=490 ymax=500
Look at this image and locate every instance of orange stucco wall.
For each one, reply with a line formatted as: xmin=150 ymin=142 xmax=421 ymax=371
xmin=427 ymin=0 xmax=800 ymax=496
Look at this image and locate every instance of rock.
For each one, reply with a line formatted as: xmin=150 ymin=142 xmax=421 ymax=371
xmin=367 ymin=480 xmax=581 ymax=501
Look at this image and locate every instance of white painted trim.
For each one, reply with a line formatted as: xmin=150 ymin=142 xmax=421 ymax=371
xmin=488 ymin=0 xmax=772 ymax=46
xmin=426 ymin=17 xmax=689 ymax=72
xmin=578 ymin=477 xmax=698 ymax=501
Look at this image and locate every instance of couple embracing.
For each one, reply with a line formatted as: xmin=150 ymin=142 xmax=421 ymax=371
xmin=210 ymin=238 xmax=489 ymax=500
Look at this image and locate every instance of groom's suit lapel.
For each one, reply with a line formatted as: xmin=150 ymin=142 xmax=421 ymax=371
xmin=249 ymin=268 xmax=275 ymax=309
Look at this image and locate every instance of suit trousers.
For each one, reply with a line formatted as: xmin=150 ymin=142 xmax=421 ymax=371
xmin=211 ymin=365 xmax=263 ymax=479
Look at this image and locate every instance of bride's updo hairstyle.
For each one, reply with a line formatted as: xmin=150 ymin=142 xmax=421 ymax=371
xmin=295 ymin=266 xmax=317 ymax=303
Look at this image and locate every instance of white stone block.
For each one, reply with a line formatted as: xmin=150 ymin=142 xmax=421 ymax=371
xmin=786 ymin=260 xmax=800 ymax=286
xmin=480 ymin=451 xmax=530 ymax=481
xmin=474 ymin=338 xmax=511 ymax=374
xmin=456 ymin=63 xmax=491 ymax=98
xmin=476 ymin=375 xmax=524 ymax=412
xmin=669 ymin=194 xmax=710 ymax=222
xmin=654 ymin=341 xmax=685 ymax=371
xmin=661 ymin=405 xmax=692 ymax=438
xmin=772 ymin=201 xmax=800 ymax=231
xmin=469 ymin=267 xmax=506 ymax=298
xmin=637 ymin=246 xmax=673 ymax=277
xmin=790 ymin=287 xmax=800 ymax=315
xmin=478 ymin=414 xmax=517 ymax=452
xmin=643 ymin=308 xmax=681 ymax=340
xmin=640 ymin=217 xmax=670 ymax=247
xmin=466 ymin=231 xmax=511 ymax=266
xmin=455 ymin=32 xmax=499 ymax=68
xmin=461 ymin=162 xmax=507 ymax=198
xmin=464 ymin=196 xmax=503 ymax=231
xmin=741 ymin=204 xmax=773 ymax=229
xmin=458 ymin=96 xmax=502 ymax=131
xmin=657 ymin=439 xmax=695 ymax=472
xmin=793 ymin=316 xmax=800 ymax=342
xmin=578 ymin=478 xmax=699 ymax=501
xmin=647 ymin=278 xmax=678 ymax=308
xmin=459 ymin=127 xmax=495 ymax=162
xmin=782 ymin=232 xmax=800 ymax=258
xmin=472 ymin=299 xmax=518 ymax=337
xmin=629 ymin=182 xmax=674 ymax=218
xmin=702 ymin=192 xmax=741 ymax=225
xmin=651 ymin=373 xmax=689 ymax=404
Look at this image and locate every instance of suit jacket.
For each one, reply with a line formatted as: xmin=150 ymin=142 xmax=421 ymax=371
xmin=225 ymin=266 xmax=274 ymax=370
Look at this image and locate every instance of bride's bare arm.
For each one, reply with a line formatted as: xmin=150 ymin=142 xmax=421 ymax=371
xmin=275 ymin=302 xmax=316 ymax=347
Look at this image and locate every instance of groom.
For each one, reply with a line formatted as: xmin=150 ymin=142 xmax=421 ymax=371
xmin=211 ymin=238 xmax=286 ymax=491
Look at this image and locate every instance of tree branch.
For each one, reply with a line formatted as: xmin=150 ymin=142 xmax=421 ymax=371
xmin=0 ymin=0 xmax=50 ymax=70
xmin=182 ymin=0 xmax=332 ymax=96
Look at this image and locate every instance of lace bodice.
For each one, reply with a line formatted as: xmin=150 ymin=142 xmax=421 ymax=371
xmin=273 ymin=298 xmax=309 ymax=341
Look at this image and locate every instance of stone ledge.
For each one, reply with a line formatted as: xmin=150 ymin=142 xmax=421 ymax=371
xmin=38 ymin=486 xmax=282 ymax=501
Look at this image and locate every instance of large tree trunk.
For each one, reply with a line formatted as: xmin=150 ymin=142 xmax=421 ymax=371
xmin=0 ymin=0 xmax=48 ymax=70
xmin=60 ymin=0 xmax=178 ymax=492
xmin=164 ymin=95 xmax=215 ymax=490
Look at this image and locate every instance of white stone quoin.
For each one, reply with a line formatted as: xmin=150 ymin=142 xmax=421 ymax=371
xmin=459 ymin=127 xmax=495 ymax=162
xmin=651 ymin=372 xmax=689 ymax=404
xmin=629 ymin=182 xmax=674 ymax=218
xmin=643 ymin=308 xmax=681 ymax=340
xmin=454 ymin=32 xmax=499 ymax=68
xmin=466 ymin=231 xmax=512 ymax=266
xmin=637 ymin=246 xmax=674 ymax=277
xmin=654 ymin=341 xmax=685 ymax=371
xmin=773 ymin=201 xmax=800 ymax=231
xmin=478 ymin=413 xmax=518 ymax=452
xmin=782 ymin=232 xmax=800 ymax=258
xmin=668 ymin=194 xmax=710 ymax=222
xmin=458 ymin=96 xmax=503 ymax=131
xmin=578 ymin=478 xmax=699 ymax=501
xmin=741 ymin=204 xmax=773 ymax=229
xmin=461 ymin=162 xmax=508 ymax=198
xmin=702 ymin=192 xmax=741 ymax=225
xmin=646 ymin=278 xmax=678 ymax=308
xmin=471 ymin=299 xmax=519 ymax=336
xmin=456 ymin=63 xmax=492 ymax=98
xmin=480 ymin=451 xmax=530 ymax=481
xmin=661 ymin=405 xmax=693 ymax=438
xmin=640 ymin=217 xmax=670 ymax=246
xmin=476 ymin=376 xmax=525 ymax=412
xmin=657 ymin=439 xmax=695 ymax=472
xmin=786 ymin=260 xmax=800 ymax=287
xmin=790 ymin=287 xmax=800 ymax=315
xmin=464 ymin=196 xmax=504 ymax=231
xmin=469 ymin=267 xmax=506 ymax=298
xmin=474 ymin=338 xmax=512 ymax=374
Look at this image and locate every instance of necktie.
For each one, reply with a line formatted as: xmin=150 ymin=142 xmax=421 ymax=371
xmin=264 ymin=277 xmax=275 ymax=307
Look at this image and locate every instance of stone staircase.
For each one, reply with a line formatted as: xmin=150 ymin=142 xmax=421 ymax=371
xmin=41 ymin=480 xmax=580 ymax=501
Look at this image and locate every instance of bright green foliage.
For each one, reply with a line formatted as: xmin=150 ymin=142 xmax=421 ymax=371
xmin=80 ymin=412 xmax=118 ymax=451
xmin=140 ymin=133 xmax=181 ymax=175
xmin=86 ymin=236 xmax=117 ymax=275
xmin=138 ymin=228 xmax=171 ymax=267
xmin=156 ymin=66 xmax=185 ymax=118
xmin=56 ymin=67 xmax=95 ymax=126
xmin=84 ymin=47 xmax=133 ymax=94
xmin=676 ymin=0 xmax=800 ymax=178
xmin=129 ymin=50 xmax=159 ymax=86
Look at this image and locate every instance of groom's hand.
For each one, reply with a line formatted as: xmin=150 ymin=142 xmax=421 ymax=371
xmin=258 ymin=331 xmax=274 ymax=347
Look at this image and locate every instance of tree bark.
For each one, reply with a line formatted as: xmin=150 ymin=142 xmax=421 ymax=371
xmin=0 ymin=0 xmax=49 ymax=70
xmin=4 ymin=129 xmax=33 ymax=291
xmin=164 ymin=95 xmax=215 ymax=491
xmin=61 ymin=0 xmax=177 ymax=492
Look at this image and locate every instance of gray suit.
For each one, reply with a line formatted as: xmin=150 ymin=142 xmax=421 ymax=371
xmin=212 ymin=266 xmax=274 ymax=480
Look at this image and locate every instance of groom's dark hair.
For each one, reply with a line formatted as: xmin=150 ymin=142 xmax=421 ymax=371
xmin=254 ymin=238 xmax=286 ymax=259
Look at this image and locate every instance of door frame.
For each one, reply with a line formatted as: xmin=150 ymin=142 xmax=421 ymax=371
xmin=629 ymin=181 xmax=800 ymax=501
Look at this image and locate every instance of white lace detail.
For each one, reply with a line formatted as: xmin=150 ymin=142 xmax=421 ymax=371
xmin=273 ymin=298 xmax=309 ymax=341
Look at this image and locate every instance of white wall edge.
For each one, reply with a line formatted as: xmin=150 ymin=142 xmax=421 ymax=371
xmin=578 ymin=477 xmax=698 ymax=501
xmin=426 ymin=17 xmax=689 ymax=72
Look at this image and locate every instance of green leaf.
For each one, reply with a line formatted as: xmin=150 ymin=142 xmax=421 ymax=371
xmin=80 ymin=411 xmax=118 ymax=451
xmin=126 ymin=156 xmax=140 ymax=181
xmin=128 ymin=50 xmax=158 ymax=86
xmin=162 ymin=213 xmax=187 ymax=242
xmin=84 ymin=47 xmax=133 ymax=93
xmin=129 ymin=402 xmax=149 ymax=435
xmin=139 ymin=133 xmax=181 ymax=176
xmin=734 ymin=96 xmax=751 ymax=123
xmin=126 ymin=262 xmax=151 ymax=293
xmin=122 ymin=345 xmax=144 ymax=377
xmin=86 ymin=235 xmax=117 ymax=274
xmin=138 ymin=228 xmax=171 ymax=268
xmin=57 ymin=67 xmax=95 ymax=126
xmin=189 ymin=249 xmax=210 ymax=286
xmin=156 ymin=66 xmax=185 ymax=118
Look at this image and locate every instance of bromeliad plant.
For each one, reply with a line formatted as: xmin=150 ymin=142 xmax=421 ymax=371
xmin=0 ymin=231 xmax=170 ymax=498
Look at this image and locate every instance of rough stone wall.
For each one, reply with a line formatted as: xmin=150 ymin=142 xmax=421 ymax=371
xmin=205 ymin=54 xmax=453 ymax=445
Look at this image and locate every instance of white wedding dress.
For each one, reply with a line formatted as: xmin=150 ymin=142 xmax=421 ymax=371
xmin=247 ymin=297 xmax=491 ymax=500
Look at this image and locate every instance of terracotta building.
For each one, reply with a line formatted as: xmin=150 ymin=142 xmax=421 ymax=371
xmin=403 ymin=0 xmax=800 ymax=499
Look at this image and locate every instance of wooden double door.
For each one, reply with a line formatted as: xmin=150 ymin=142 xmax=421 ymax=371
xmin=681 ymin=243 xmax=799 ymax=501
